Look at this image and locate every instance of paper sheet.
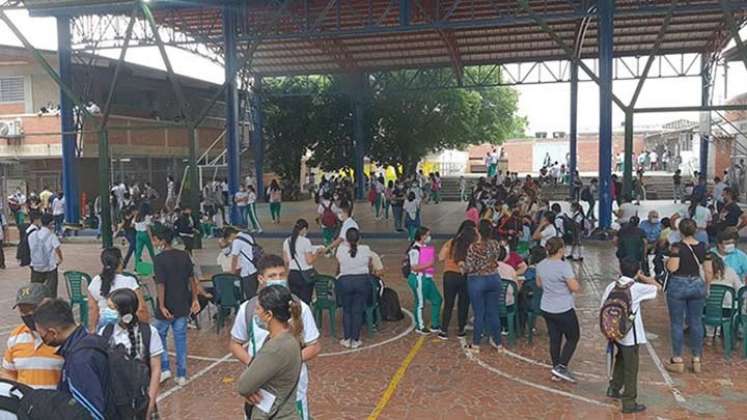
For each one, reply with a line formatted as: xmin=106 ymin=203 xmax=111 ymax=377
xmin=255 ymin=388 xmax=277 ymax=414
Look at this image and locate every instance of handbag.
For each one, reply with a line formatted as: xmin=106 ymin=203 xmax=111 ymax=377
xmin=664 ymin=242 xmax=704 ymax=292
xmin=292 ymin=253 xmax=317 ymax=285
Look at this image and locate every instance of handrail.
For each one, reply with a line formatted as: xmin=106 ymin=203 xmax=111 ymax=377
xmin=197 ymin=129 xmax=226 ymax=165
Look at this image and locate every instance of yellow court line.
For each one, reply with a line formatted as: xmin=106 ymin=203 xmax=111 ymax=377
xmin=368 ymin=335 xmax=427 ymax=420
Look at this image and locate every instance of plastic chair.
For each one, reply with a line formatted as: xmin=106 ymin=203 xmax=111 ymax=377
xmin=212 ymin=273 xmax=241 ymax=334
xmin=365 ymin=277 xmax=382 ymax=335
xmin=122 ymin=272 xmax=157 ymax=315
xmin=703 ymin=284 xmax=736 ymax=358
xmin=312 ymin=275 xmax=337 ymax=337
xmin=63 ymin=271 xmax=90 ymax=327
xmin=499 ymin=279 xmax=519 ymax=346
xmin=735 ymin=286 xmax=747 ymax=358
xmin=525 ymin=282 xmax=543 ymax=344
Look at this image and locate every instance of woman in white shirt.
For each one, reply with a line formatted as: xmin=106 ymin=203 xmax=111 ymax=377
xmin=99 ymin=288 xmax=162 ymax=419
xmin=335 ymin=228 xmax=373 ymax=349
xmin=246 ymin=185 xmax=262 ymax=233
xmin=88 ymin=247 xmax=149 ymax=331
xmin=234 ymin=184 xmax=249 ymax=227
xmin=532 ymin=211 xmax=558 ymax=247
xmin=283 ymin=219 xmax=323 ymax=304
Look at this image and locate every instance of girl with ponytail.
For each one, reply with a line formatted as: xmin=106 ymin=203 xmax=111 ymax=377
xmin=88 ymin=247 xmax=150 ymax=331
xmin=102 ymin=288 xmax=163 ymax=419
xmin=335 ymin=228 xmax=373 ymax=349
xmin=283 ymin=219 xmax=324 ymax=304
xmin=237 ymin=285 xmax=303 ymax=419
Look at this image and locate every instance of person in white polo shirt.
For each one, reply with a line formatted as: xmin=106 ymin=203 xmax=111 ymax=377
xmin=225 ymin=227 xmax=260 ymax=300
xmin=28 ymin=213 xmax=63 ymax=298
xmin=229 ymin=254 xmax=321 ymax=420
xmin=329 ymin=201 xmax=358 ymax=252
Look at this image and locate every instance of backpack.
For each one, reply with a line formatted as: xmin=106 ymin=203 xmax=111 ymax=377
xmin=559 ymin=214 xmax=577 ymax=240
xmin=401 ymin=245 xmax=416 ymax=278
xmin=380 ymin=287 xmax=404 ymax=321
xmin=580 ymin=186 xmax=593 ymax=201
xmin=78 ymin=333 xmax=151 ymax=420
xmin=599 ymin=281 xmax=636 ymax=342
xmin=320 ymin=202 xmax=337 ymax=228
xmin=16 ymin=224 xmax=36 ymax=267
xmin=237 ymin=234 xmax=264 ymax=266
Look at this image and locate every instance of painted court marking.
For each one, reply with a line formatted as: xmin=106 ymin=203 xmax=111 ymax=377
xmin=579 ymin=262 xmax=687 ymax=404
xmin=459 ymin=337 xmax=615 ymax=409
xmin=157 ymin=353 xmax=234 ymax=403
xmin=368 ymin=335 xmax=427 ymax=419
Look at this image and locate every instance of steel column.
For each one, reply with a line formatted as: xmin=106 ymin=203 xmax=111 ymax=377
xmin=569 ymin=60 xmax=578 ymax=199
xmin=597 ymin=0 xmax=614 ymax=229
xmin=98 ymin=130 xmax=113 ymax=247
xmin=623 ymin=111 xmax=634 ymax=198
xmin=352 ymin=73 xmax=367 ymax=200
xmin=224 ymin=6 xmax=241 ymax=224
xmin=700 ymin=54 xmax=712 ymax=178
xmin=252 ymin=78 xmax=265 ymax=204
xmin=57 ymin=16 xmax=80 ymax=227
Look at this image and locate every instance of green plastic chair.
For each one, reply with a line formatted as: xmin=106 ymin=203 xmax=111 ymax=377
xmin=63 ymin=271 xmax=90 ymax=327
xmin=122 ymin=272 xmax=157 ymax=315
xmin=525 ymin=282 xmax=543 ymax=344
xmin=365 ymin=277 xmax=382 ymax=335
xmin=735 ymin=286 xmax=747 ymax=358
xmin=499 ymin=279 xmax=519 ymax=346
xmin=312 ymin=275 xmax=337 ymax=338
xmin=136 ymin=261 xmax=153 ymax=278
xmin=212 ymin=273 xmax=241 ymax=334
xmin=703 ymin=284 xmax=736 ymax=358
xmin=516 ymin=241 xmax=530 ymax=259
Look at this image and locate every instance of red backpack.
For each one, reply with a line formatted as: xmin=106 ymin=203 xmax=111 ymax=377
xmin=320 ymin=202 xmax=337 ymax=228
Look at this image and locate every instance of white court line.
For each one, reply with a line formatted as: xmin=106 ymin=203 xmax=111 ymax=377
xmin=459 ymin=337 xmax=615 ymax=409
xmin=156 ymin=353 xmax=233 ymax=403
xmin=579 ymin=262 xmax=686 ymax=403
xmin=318 ymin=308 xmax=415 ymax=357
xmin=168 ymin=352 xmax=231 ymax=363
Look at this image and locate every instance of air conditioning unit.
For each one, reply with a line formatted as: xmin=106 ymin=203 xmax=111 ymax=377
xmin=0 ymin=118 xmax=23 ymax=139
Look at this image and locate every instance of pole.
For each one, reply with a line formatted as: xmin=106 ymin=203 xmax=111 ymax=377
xmin=700 ymin=54 xmax=712 ymax=178
xmin=569 ymin=60 xmax=578 ymax=199
xmin=597 ymin=0 xmax=614 ymax=229
xmin=224 ymin=5 xmax=241 ymax=224
xmin=623 ymin=111 xmax=634 ymax=198
xmin=188 ymin=127 xmax=200 ymax=212
xmin=57 ymin=16 xmax=81 ymax=227
xmin=98 ymin=130 xmax=113 ymax=248
xmin=252 ymin=78 xmax=265 ymax=204
xmin=352 ymin=73 xmax=367 ymax=200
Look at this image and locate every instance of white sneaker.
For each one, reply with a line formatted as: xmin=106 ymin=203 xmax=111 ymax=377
xmin=175 ymin=376 xmax=187 ymax=387
xmin=160 ymin=370 xmax=172 ymax=383
xmin=350 ymin=340 xmax=362 ymax=349
xmin=339 ymin=338 xmax=351 ymax=348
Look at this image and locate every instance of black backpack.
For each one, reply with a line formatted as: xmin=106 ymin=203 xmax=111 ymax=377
xmin=0 ymin=378 xmax=90 ymax=420
xmin=401 ymin=245 xmax=414 ymax=278
xmin=81 ymin=331 xmax=152 ymax=420
xmin=560 ymin=214 xmax=578 ymax=241
xmin=380 ymin=287 xmax=404 ymax=321
xmin=581 ymin=186 xmax=593 ymax=201
xmin=16 ymin=224 xmax=35 ymax=267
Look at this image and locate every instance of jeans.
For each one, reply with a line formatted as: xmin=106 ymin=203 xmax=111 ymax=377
xmin=53 ymin=214 xmax=64 ymax=237
xmin=467 ymin=274 xmax=502 ymax=346
xmin=337 ymin=275 xmax=371 ymax=341
xmin=155 ymin=316 xmax=188 ymax=377
xmin=391 ymin=206 xmax=403 ymax=231
xmin=666 ymin=275 xmax=706 ymax=358
xmin=442 ymin=271 xmax=469 ymax=333
xmin=542 ymin=308 xmax=580 ymax=368
xmin=237 ymin=206 xmax=248 ymax=226
xmin=122 ymin=230 xmax=136 ymax=269
xmin=585 ymin=199 xmax=595 ymax=220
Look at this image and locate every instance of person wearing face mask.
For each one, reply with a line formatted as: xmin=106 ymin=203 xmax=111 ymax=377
xmin=33 ymin=299 xmax=111 ymax=419
xmin=229 ymin=255 xmax=321 ymax=420
xmin=711 ymin=227 xmax=747 ymax=282
xmin=98 ymin=288 xmax=163 ymax=419
xmin=390 ymin=181 xmax=406 ymax=232
xmin=1 ymin=284 xmax=64 ymax=389
xmin=407 ymin=226 xmax=443 ymax=336
xmin=329 ymin=201 xmax=358 ymax=251
xmin=283 ymin=219 xmax=324 ymax=304
xmin=335 ymin=228 xmax=374 ymax=348
xmin=87 ymin=247 xmax=149 ymax=332
xmin=639 ymin=211 xmax=662 ymax=275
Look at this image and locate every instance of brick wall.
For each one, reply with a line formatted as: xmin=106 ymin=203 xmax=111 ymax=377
xmin=0 ymin=103 xmax=23 ymax=114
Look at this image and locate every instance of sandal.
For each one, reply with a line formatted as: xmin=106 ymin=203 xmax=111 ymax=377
xmin=665 ymin=358 xmax=684 ymax=373
xmin=692 ymin=357 xmax=702 ymax=374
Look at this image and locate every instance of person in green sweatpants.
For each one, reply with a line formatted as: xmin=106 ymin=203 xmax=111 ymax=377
xmin=134 ymin=212 xmax=155 ymax=264
xmin=246 ymin=186 xmax=263 ymax=233
xmin=406 ymin=227 xmax=443 ymax=336
xmin=268 ymin=179 xmax=282 ymax=224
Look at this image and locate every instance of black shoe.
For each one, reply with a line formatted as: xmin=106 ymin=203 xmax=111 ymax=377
xmin=457 ymin=330 xmax=466 ymax=338
xmin=606 ymin=387 xmax=621 ymax=399
xmin=622 ymin=404 xmax=646 ymax=414
xmin=437 ymin=332 xmax=448 ymax=340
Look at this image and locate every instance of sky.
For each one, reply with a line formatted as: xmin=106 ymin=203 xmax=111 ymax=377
xmin=2 ymin=9 xmax=747 ymax=135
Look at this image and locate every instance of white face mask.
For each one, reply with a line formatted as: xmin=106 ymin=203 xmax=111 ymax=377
xmin=724 ymin=244 xmax=736 ymax=254
xmin=424 ymin=235 xmax=432 ymax=244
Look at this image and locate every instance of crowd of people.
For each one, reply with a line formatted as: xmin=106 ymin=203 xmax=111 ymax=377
xmin=2 ymin=160 xmax=747 ymax=418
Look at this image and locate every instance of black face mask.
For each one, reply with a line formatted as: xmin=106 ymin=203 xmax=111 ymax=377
xmin=21 ymin=314 xmax=35 ymax=331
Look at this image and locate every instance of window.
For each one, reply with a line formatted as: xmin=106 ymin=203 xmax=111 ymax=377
xmin=0 ymin=77 xmax=24 ymax=103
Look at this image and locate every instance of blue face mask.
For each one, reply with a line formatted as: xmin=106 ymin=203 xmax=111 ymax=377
xmin=100 ymin=307 xmax=120 ymax=326
xmin=265 ymin=279 xmax=289 ymax=289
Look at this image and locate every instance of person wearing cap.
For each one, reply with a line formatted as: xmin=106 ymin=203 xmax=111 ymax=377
xmin=1 ymin=284 xmax=63 ymax=389
xmin=28 ymin=213 xmax=63 ymax=298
